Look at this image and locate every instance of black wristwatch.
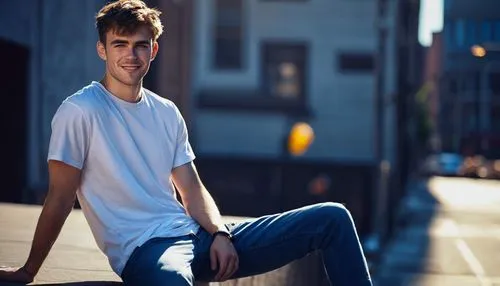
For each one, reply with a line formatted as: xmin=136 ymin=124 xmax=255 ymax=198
xmin=212 ymin=229 xmax=233 ymax=241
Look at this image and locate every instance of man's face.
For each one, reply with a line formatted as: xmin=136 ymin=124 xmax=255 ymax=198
xmin=97 ymin=25 xmax=158 ymax=86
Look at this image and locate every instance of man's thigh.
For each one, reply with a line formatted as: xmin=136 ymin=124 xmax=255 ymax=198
xmin=121 ymin=236 xmax=196 ymax=286
xmin=193 ymin=203 xmax=336 ymax=281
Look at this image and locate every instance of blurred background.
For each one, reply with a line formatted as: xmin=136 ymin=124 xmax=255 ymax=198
xmin=1 ymin=0 xmax=500 ymax=277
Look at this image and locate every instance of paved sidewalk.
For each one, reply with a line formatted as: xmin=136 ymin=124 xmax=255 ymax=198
xmin=0 ymin=203 xmax=121 ymax=285
xmin=0 ymin=203 xmax=327 ymax=286
xmin=374 ymin=176 xmax=500 ymax=286
xmin=0 ymin=204 xmax=252 ymax=285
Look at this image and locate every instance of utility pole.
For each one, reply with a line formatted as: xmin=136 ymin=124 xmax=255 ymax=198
xmin=364 ymin=0 xmax=388 ymax=259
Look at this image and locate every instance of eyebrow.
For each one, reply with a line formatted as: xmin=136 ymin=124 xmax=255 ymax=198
xmin=110 ymin=39 xmax=151 ymax=46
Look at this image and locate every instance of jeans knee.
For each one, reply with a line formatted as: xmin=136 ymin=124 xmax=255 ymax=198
xmin=315 ymin=202 xmax=352 ymax=222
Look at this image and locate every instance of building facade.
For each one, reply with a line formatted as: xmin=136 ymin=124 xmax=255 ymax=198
xmin=0 ymin=0 xmax=422 ymax=239
xmin=191 ymin=0 xmax=378 ymax=161
xmin=187 ymin=0 xmax=385 ymax=234
xmin=440 ymin=0 xmax=500 ymax=157
xmin=0 ymin=0 xmax=108 ymax=202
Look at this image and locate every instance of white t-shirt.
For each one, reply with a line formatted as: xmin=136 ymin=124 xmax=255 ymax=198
xmin=47 ymin=81 xmax=200 ymax=275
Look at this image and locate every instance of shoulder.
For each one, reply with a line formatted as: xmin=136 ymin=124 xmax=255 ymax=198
xmin=144 ymin=88 xmax=183 ymax=118
xmin=53 ymin=82 xmax=104 ymax=122
xmin=57 ymin=82 xmax=106 ymax=116
xmin=65 ymin=82 xmax=103 ymax=110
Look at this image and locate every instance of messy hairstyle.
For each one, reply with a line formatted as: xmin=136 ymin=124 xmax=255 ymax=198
xmin=95 ymin=0 xmax=164 ymax=44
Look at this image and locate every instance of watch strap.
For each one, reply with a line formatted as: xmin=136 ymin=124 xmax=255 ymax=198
xmin=212 ymin=230 xmax=233 ymax=241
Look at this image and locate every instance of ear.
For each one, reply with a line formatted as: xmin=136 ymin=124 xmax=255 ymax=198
xmin=150 ymin=41 xmax=159 ymax=62
xmin=97 ymin=41 xmax=107 ymax=61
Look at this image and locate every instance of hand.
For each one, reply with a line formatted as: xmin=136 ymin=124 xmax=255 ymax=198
xmin=0 ymin=266 xmax=34 ymax=284
xmin=210 ymin=235 xmax=239 ymax=281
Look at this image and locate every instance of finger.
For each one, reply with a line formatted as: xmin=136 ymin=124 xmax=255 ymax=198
xmin=228 ymin=253 xmax=240 ymax=280
xmin=232 ymin=255 xmax=239 ymax=277
xmin=210 ymin=249 xmax=218 ymax=271
xmin=221 ymin=254 xmax=237 ymax=281
xmin=215 ymin=256 xmax=228 ymax=281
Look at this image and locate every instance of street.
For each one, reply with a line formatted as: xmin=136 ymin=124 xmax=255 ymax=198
xmin=375 ymin=176 xmax=500 ymax=286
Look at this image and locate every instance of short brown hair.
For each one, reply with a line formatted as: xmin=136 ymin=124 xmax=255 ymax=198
xmin=95 ymin=0 xmax=163 ymax=44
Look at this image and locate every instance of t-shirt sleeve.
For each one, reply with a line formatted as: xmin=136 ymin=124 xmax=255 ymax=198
xmin=173 ymin=105 xmax=196 ymax=168
xmin=47 ymin=101 xmax=90 ymax=170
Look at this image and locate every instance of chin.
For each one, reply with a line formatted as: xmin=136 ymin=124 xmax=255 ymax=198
xmin=124 ymin=79 xmax=142 ymax=86
xmin=119 ymin=76 xmax=144 ymax=87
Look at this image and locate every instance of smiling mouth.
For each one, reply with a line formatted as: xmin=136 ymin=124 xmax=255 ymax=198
xmin=121 ymin=65 xmax=141 ymax=71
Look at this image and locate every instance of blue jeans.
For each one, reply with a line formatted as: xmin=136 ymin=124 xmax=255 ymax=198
xmin=121 ymin=202 xmax=372 ymax=286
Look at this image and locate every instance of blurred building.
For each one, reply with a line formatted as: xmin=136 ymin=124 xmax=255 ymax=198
xmin=187 ymin=0 xmax=379 ymax=228
xmin=439 ymin=0 xmax=500 ymax=158
xmin=0 ymin=1 xmax=108 ymax=203
xmin=368 ymin=0 xmax=423 ymax=250
xmin=0 ymin=0 xmax=422 ymax=239
xmin=183 ymin=0 xmax=422 ymax=239
xmin=423 ymin=31 xmax=443 ymax=146
xmin=0 ymin=0 xmax=194 ymax=203
xmin=192 ymin=0 xmax=378 ymax=160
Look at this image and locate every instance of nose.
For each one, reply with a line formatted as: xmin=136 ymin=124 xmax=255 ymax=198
xmin=124 ymin=46 xmax=138 ymax=59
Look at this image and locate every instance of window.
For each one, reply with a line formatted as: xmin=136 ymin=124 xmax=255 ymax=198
xmin=214 ymin=0 xmax=243 ymax=70
xmin=455 ymin=19 xmax=466 ymax=47
xmin=472 ymin=72 xmax=481 ymax=94
xmin=337 ymin=53 xmax=374 ymax=73
xmin=480 ymin=21 xmax=493 ymax=43
xmin=197 ymin=42 xmax=310 ymax=115
xmin=489 ymin=72 xmax=500 ymax=98
xmin=465 ymin=20 xmax=477 ymax=46
xmin=494 ymin=21 xmax=500 ymax=42
xmin=449 ymin=78 xmax=458 ymax=95
xmin=445 ymin=19 xmax=455 ymax=49
xmin=463 ymin=103 xmax=478 ymax=133
xmin=262 ymin=42 xmax=307 ymax=100
xmin=491 ymin=104 xmax=500 ymax=132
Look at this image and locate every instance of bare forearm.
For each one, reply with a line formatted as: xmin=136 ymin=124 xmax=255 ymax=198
xmin=24 ymin=195 xmax=75 ymax=276
xmin=185 ymin=187 xmax=224 ymax=234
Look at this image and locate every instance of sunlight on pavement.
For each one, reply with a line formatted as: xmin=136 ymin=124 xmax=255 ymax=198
xmin=374 ymin=176 xmax=500 ymax=286
xmin=428 ymin=177 xmax=500 ymax=210
xmin=426 ymin=177 xmax=500 ymax=286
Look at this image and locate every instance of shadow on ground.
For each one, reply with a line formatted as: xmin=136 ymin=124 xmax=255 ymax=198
xmin=374 ymin=176 xmax=440 ymax=285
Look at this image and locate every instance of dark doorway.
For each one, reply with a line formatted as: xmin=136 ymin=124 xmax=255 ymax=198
xmin=0 ymin=39 xmax=29 ymax=203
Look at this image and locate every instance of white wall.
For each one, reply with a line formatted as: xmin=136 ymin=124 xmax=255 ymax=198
xmin=192 ymin=0 xmax=377 ymax=161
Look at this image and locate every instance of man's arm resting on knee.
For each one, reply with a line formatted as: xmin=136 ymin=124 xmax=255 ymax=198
xmin=171 ymin=161 xmax=224 ymax=234
xmin=0 ymin=160 xmax=81 ymax=282
xmin=172 ymin=161 xmax=239 ymax=281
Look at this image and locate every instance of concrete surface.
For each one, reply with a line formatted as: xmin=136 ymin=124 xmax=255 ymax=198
xmin=0 ymin=203 xmax=328 ymax=286
xmin=5 ymin=176 xmax=499 ymax=285
xmin=374 ymin=176 xmax=500 ymax=286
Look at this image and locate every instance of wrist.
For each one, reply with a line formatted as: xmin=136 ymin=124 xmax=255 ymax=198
xmin=212 ymin=228 xmax=233 ymax=242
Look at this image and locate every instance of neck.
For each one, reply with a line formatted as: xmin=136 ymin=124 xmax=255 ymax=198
xmin=100 ymin=74 xmax=142 ymax=103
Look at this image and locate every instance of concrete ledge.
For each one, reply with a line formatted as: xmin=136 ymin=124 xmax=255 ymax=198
xmin=0 ymin=203 xmax=328 ymax=285
xmin=195 ymin=252 xmax=328 ymax=286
